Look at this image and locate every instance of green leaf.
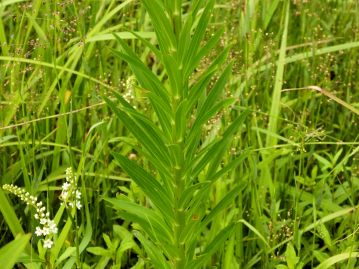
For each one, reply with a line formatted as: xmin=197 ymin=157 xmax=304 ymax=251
xmin=111 ymin=152 xmax=174 ymax=219
xmin=134 ymin=231 xmax=171 ymax=269
xmin=140 ymin=0 xmax=177 ymax=54
xmin=314 ymin=252 xmax=359 ymax=269
xmin=185 ymin=28 xmax=225 ymax=79
xmin=0 ymin=234 xmax=31 ymax=269
xmin=111 ymin=36 xmax=170 ymax=105
xmin=181 ymin=185 xmax=241 ymax=245
xmin=285 ymin=243 xmax=299 ymax=269
xmin=316 ymin=223 xmax=332 ymax=249
xmin=186 ymin=64 xmax=236 ymax=163
xmin=265 ymin=1 xmax=289 ymax=148
xmin=86 ymin=247 xmax=112 ymax=257
xmin=188 ymin=223 xmax=236 ymax=269
xmin=112 ymin=35 xmax=173 ymax=136
xmin=105 ymin=197 xmax=173 ymax=244
xmin=190 ymin=110 xmax=249 ymax=178
xmin=0 ymin=189 xmax=25 ymax=236
xmin=104 ymin=95 xmax=172 ymax=175
xmin=183 ymin=0 xmax=216 ymax=77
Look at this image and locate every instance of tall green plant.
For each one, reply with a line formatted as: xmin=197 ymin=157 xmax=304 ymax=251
xmin=104 ymin=0 xmax=248 ymax=268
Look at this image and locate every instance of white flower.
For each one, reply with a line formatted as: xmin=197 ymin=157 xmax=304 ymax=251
xmin=43 ymin=239 xmax=53 ymax=249
xmin=60 ymin=167 xmax=82 ymax=210
xmin=2 ymin=184 xmax=58 ymax=250
xmin=76 ymin=201 xmax=82 ymax=210
xmin=48 ymin=220 xmax=58 ymax=234
xmin=35 ymin=227 xmax=43 ymax=236
xmin=42 ymin=227 xmax=50 ymax=235
xmin=75 ymin=190 xmax=81 ymax=199
xmin=61 ymin=191 xmax=69 ymax=200
xmin=62 ymin=182 xmax=71 ymax=191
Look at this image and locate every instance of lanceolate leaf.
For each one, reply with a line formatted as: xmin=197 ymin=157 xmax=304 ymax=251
xmin=183 ymin=0 xmax=216 ymax=77
xmin=134 ymin=231 xmax=171 ymax=269
xmin=112 ymin=34 xmax=173 ymax=135
xmin=140 ymin=0 xmax=177 ymax=55
xmin=181 ymin=186 xmax=241 ymax=244
xmin=189 ymin=110 xmax=249 ymax=177
xmin=186 ymin=47 xmax=230 ymax=118
xmin=185 ymin=28 xmax=225 ymax=79
xmin=104 ymin=96 xmax=172 ymax=176
xmin=196 ymin=63 xmax=232 ymax=116
xmin=111 ymin=152 xmax=174 ymax=219
xmin=111 ymin=37 xmax=170 ymax=105
xmin=106 ymin=197 xmax=173 ymax=244
xmin=187 ymin=223 xmax=237 ymax=269
xmin=129 ymin=30 xmax=162 ymax=61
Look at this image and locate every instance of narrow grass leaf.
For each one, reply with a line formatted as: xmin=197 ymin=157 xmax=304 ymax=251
xmin=314 ymin=252 xmax=359 ymax=269
xmin=238 ymin=219 xmax=270 ymax=248
xmin=266 ymin=1 xmax=289 ymax=148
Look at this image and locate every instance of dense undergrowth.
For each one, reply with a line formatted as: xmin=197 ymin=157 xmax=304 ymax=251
xmin=0 ymin=0 xmax=358 ymax=268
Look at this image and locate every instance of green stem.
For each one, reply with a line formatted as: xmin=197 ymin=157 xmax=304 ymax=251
xmin=67 ymin=209 xmax=81 ymax=268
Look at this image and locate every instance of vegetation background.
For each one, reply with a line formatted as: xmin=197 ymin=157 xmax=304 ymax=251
xmin=0 ymin=0 xmax=358 ymax=268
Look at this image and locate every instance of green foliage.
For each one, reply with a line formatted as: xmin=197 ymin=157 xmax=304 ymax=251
xmin=0 ymin=234 xmax=31 ymax=269
xmin=105 ymin=1 xmax=247 ymax=267
xmin=0 ymin=0 xmax=358 ymax=268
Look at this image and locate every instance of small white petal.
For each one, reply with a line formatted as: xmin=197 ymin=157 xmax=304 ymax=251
xmin=35 ymin=227 xmax=43 ymax=236
xmin=43 ymin=239 xmax=53 ymax=249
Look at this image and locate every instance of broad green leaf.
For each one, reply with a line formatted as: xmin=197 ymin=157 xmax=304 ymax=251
xmin=0 ymin=234 xmax=31 ymax=269
xmin=285 ymin=243 xmax=299 ymax=269
xmin=86 ymin=31 xmax=156 ymax=42
xmin=0 ymin=189 xmax=25 ymax=235
xmin=316 ymin=223 xmax=332 ymax=248
xmin=86 ymin=247 xmax=112 ymax=257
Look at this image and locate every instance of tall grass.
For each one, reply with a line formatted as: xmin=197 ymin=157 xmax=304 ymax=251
xmin=0 ymin=0 xmax=358 ymax=268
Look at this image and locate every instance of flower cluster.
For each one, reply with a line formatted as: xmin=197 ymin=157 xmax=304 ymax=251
xmin=2 ymin=184 xmax=58 ymax=249
xmin=60 ymin=167 xmax=82 ymax=210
